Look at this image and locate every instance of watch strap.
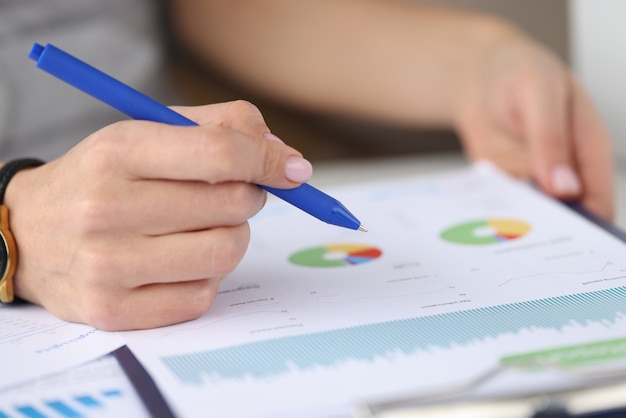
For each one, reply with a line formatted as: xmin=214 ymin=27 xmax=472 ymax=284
xmin=0 ymin=159 xmax=45 ymax=203
xmin=0 ymin=158 xmax=45 ymax=303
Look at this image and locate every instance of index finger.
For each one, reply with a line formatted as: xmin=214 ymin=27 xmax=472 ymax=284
xmin=570 ymin=80 xmax=615 ymax=221
xmin=171 ymin=100 xmax=271 ymax=138
xmin=98 ymin=119 xmax=310 ymax=189
xmin=518 ymin=60 xmax=578 ymax=198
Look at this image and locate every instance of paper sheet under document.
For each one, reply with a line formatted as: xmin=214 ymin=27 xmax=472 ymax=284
xmin=121 ymin=163 xmax=626 ymax=418
xmin=1 ymin=304 xmax=124 ymax=390
xmin=0 ymin=354 xmax=149 ymax=417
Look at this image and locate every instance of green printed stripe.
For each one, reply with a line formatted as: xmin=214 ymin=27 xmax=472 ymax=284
xmin=502 ymin=337 xmax=626 ymax=368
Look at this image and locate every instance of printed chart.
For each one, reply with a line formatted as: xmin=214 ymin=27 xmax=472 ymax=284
xmin=122 ymin=163 xmax=626 ymax=418
xmin=0 ymin=304 xmax=123 ymax=390
xmin=162 ymin=286 xmax=626 ymax=384
xmin=288 ymin=244 xmax=383 ymax=267
xmin=440 ymin=218 xmax=531 ymax=245
xmin=3 ymin=389 xmax=126 ymax=418
xmin=0 ymin=355 xmax=148 ymax=418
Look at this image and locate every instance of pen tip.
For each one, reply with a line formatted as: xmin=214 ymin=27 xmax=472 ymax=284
xmin=358 ymin=225 xmax=368 ymax=232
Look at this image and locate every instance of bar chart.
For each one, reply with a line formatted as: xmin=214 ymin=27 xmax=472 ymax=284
xmin=0 ymin=356 xmax=148 ymax=418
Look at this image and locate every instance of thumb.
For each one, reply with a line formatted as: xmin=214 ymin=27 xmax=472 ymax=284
xmin=174 ymin=102 xmax=313 ymax=189
xmin=252 ymin=132 xmax=313 ymax=189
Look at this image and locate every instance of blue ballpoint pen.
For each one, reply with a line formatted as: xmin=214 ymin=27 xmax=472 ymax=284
xmin=29 ymin=43 xmax=366 ymax=232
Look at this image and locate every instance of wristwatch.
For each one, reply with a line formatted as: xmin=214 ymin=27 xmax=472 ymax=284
xmin=0 ymin=158 xmax=44 ymax=303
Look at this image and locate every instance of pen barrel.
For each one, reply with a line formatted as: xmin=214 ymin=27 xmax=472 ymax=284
xmin=30 ymin=42 xmax=362 ymax=231
xmin=261 ymin=184 xmax=360 ymax=230
xmin=29 ymin=43 xmax=196 ymax=126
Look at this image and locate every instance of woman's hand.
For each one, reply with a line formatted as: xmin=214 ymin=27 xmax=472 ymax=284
xmin=6 ymin=101 xmax=312 ymax=331
xmin=454 ymin=29 xmax=614 ymax=221
xmin=172 ymin=1 xmax=614 ymax=220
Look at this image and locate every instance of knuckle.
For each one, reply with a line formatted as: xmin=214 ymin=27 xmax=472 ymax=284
xmin=180 ymin=280 xmax=219 ymax=319
xmin=81 ymin=124 xmax=127 ymax=172
xmin=72 ymin=283 xmax=125 ymax=330
xmin=223 ymin=100 xmax=268 ymax=137
xmin=227 ymin=100 xmax=262 ymax=120
xmin=204 ymin=227 xmax=249 ymax=278
xmin=197 ymin=130 xmax=238 ymax=177
xmin=75 ymin=244 xmax=125 ymax=286
xmin=262 ymin=145 xmax=283 ymax=182
xmin=221 ymin=183 xmax=264 ymax=219
xmin=73 ymin=199 xmax=114 ymax=235
xmin=81 ymin=301 xmax=120 ymax=331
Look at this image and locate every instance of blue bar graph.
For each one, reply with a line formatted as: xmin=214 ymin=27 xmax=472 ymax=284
xmin=45 ymin=401 xmax=81 ymax=418
xmin=73 ymin=396 xmax=100 ymax=409
xmin=3 ymin=389 xmax=128 ymax=418
xmin=101 ymin=390 xmax=122 ymax=398
xmin=162 ymin=286 xmax=626 ymax=384
xmin=15 ymin=406 xmax=46 ymax=418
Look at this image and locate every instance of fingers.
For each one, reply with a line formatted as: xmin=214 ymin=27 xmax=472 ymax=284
xmin=86 ymin=224 xmax=251 ymax=288
xmin=456 ymin=46 xmax=614 ymax=222
xmin=52 ymin=224 xmax=250 ymax=330
xmin=10 ymin=100 xmax=314 ymax=331
xmin=455 ymin=96 xmax=531 ymax=178
xmin=519 ymin=67 xmax=614 ymax=220
xmin=172 ymin=101 xmax=313 ymax=186
xmin=93 ymin=117 xmax=311 ymax=188
xmin=77 ymin=279 xmax=222 ymax=331
xmin=171 ymin=101 xmax=269 ymax=138
xmin=100 ymin=180 xmax=266 ymax=235
xmin=570 ymin=80 xmax=615 ymax=220
xmin=517 ymin=57 xmax=582 ymax=199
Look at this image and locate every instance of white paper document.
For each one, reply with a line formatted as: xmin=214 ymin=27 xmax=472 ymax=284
xmin=1 ymin=304 xmax=124 ymax=389
xmin=121 ymin=163 xmax=626 ymax=418
xmin=0 ymin=354 xmax=149 ymax=418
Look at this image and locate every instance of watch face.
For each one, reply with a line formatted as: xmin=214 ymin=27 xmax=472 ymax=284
xmin=0 ymin=232 xmax=8 ymax=278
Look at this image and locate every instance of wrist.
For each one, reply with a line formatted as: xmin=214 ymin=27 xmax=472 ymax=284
xmin=0 ymin=159 xmax=45 ymax=303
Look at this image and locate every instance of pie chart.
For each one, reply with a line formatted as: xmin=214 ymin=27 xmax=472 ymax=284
xmin=440 ymin=218 xmax=531 ymax=245
xmin=289 ymin=244 xmax=382 ymax=267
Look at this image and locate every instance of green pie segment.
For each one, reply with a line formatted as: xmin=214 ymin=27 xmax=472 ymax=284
xmin=441 ymin=219 xmax=531 ymax=245
xmin=289 ymin=244 xmax=382 ymax=268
